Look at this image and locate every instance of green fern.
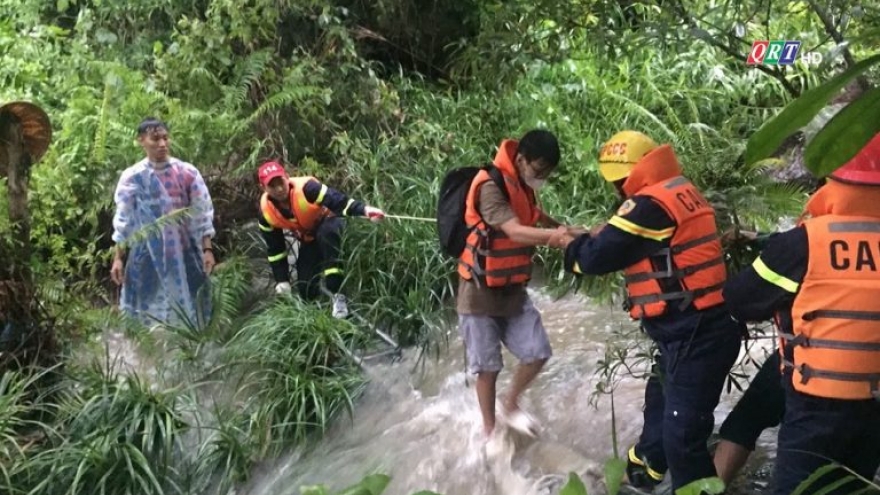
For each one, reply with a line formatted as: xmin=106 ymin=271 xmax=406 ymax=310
xmin=90 ymin=77 xmax=113 ymax=166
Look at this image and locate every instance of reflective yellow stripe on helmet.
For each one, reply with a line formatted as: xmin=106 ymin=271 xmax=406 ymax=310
xmin=752 ymin=256 xmax=799 ymax=293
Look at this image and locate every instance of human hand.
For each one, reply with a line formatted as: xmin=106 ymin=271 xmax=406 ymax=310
xmin=110 ymin=258 xmax=124 ymax=286
xmin=566 ymin=225 xmax=589 ymax=236
xmin=203 ymin=249 xmax=216 ymax=275
xmin=275 ymin=282 xmax=292 ymax=294
xmin=364 ymin=206 xmax=385 ymax=223
xmin=548 ymin=226 xmax=575 ymax=249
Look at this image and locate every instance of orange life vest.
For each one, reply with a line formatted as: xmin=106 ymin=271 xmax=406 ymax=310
xmin=259 ymin=176 xmax=329 ymax=241
xmin=457 ymin=140 xmax=540 ymax=287
xmin=623 ymin=176 xmax=727 ymax=319
xmin=784 ymin=215 xmax=880 ymax=400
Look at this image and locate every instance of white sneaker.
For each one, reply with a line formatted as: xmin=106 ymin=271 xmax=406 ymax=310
xmin=331 ymin=294 xmax=349 ymax=319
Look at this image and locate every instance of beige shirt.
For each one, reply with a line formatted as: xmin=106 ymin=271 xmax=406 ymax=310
xmin=456 ymin=181 xmax=529 ymax=317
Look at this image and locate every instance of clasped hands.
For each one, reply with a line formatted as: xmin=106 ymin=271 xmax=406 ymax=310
xmin=547 ymin=223 xmax=606 ymax=249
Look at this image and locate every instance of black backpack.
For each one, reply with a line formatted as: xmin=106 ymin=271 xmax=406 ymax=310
xmin=437 ymin=164 xmax=509 ymax=258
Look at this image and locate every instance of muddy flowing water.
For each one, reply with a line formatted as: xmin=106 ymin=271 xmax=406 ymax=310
xmin=239 ymin=290 xmax=778 ymax=495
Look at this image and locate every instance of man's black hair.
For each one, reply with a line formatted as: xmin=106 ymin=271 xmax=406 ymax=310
xmin=517 ymin=129 xmax=560 ymax=171
xmin=137 ymin=117 xmax=168 ymax=136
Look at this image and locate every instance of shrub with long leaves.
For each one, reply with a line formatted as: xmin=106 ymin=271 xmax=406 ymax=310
xmin=16 ymin=359 xmax=188 ymax=495
xmin=223 ymin=298 xmax=367 ymax=456
xmin=0 ymin=369 xmax=56 ymax=495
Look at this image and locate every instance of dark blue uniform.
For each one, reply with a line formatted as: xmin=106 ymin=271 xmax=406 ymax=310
xmin=565 ymin=195 xmax=742 ymax=491
xmin=718 ymin=232 xmax=786 ymax=453
xmin=259 ymin=178 xmax=365 ymax=299
xmin=723 ymin=226 xmax=880 ymax=495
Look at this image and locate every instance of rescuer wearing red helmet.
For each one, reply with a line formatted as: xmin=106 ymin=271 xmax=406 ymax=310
xmin=723 ymin=132 xmax=880 ymax=495
xmin=256 ymin=160 xmax=385 ymax=319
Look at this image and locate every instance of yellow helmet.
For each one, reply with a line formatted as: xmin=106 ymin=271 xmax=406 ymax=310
xmin=598 ymin=130 xmax=658 ymax=182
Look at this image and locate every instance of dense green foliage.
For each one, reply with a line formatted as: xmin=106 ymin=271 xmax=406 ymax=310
xmin=7 ymin=0 xmax=870 ymax=344
xmin=2 ymin=0 xmax=878 ymax=494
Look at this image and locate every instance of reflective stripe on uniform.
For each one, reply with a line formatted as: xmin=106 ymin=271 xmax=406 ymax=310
xmin=268 ymin=252 xmax=286 ymax=262
xmin=752 ymin=256 xmax=799 ymax=293
xmin=316 ymin=184 xmax=328 ymax=204
xmin=628 ymin=446 xmax=664 ymax=480
xmin=342 ymin=198 xmax=355 ymax=216
xmin=259 ymin=222 xmax=274 ymax=232
xmin=608 ymin=215 xmax=675 ymax=242
xmin=322 ymin=267 xmax=343 ymax=276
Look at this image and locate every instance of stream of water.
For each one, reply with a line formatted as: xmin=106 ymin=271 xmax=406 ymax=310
xmin=239 ymin=290 xmax=779 ymax=495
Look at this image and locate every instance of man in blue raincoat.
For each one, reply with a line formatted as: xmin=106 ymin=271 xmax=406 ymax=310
xmin=110 ymin=117 xmax=216 ymax=327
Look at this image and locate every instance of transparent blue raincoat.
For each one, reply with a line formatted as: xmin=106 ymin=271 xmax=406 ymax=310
xmin=112 ymin=158 xmax=215 ymax=327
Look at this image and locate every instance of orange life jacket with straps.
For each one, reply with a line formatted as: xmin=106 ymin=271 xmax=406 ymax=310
xmin=457 ymin=141 xmax=540 ymax=287
xmin=623 ymin=176 xmax=727 ymax=319
xmin=259 ymin=176 xmax=330 ymax=242
xmin=784 ymin=215 xmax=880 ymax=400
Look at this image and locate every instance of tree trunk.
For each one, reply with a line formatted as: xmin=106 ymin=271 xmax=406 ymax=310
xmin=0 ymin=102 xmax=54 ymax=368
xmin=1 ymin=118 xmax=32 ymax=283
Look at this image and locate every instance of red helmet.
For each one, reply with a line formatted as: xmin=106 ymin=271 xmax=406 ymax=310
xmin=829 ymin=132 xmax=880 ymax=185
xmin=257 ymin=160 xmax=288 ymax=187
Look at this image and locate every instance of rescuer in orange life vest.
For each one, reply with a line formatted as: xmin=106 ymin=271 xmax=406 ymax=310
xmin=559 ymin=131 xmax=744 ymax=493
xmin=722 ymin=132 xmax=880 ymax=495
xmin=257 ymin=161 xmax=385 ymax=319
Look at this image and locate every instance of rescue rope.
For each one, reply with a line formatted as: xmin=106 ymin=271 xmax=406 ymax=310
xmin=382 ymin=214 xmax=437 ymax=222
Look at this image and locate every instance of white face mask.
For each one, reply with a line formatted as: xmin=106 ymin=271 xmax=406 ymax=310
xmin=525 ymin=177 xmax=546 ymax=190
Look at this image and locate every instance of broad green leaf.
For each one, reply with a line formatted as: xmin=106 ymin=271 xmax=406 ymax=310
xmin=674 ymin=476 xmax=725 ymax=495
xmin=560 ymin=471 xmax=589 ymax=495
xmin=335 ymin=489 xmax=372 ymax=495
xmin=604 ymin=458 xmax=627 ymax=495
xmin=358 ymin=474 xmax=391 ymax=495
xmin=745 ymin=54 xmax=880 ymax=165
xmin=803 ymin=87 xmax=880 ymax=177
xmin=791 ymin=464 xmax=841 ymax=495
xmin=335 ymin=474 xmax=391 ymax=495
xmin=300 ymin=485 xmax=330 ymax=495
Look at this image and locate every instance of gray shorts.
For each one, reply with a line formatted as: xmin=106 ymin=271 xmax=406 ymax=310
xmin=458 ymin=297 xmax=552 ymax=374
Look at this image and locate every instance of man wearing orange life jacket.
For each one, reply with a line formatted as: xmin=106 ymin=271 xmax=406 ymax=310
xmin=456 ymin=129 xmax=575 ymax=443
xmin=561 ymin=131 xmax=743 ymax=494
xmin=257 ymin=161 xmax=385 ymax=319
xmin=723 ymin=132 xmax=880 ymax=495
